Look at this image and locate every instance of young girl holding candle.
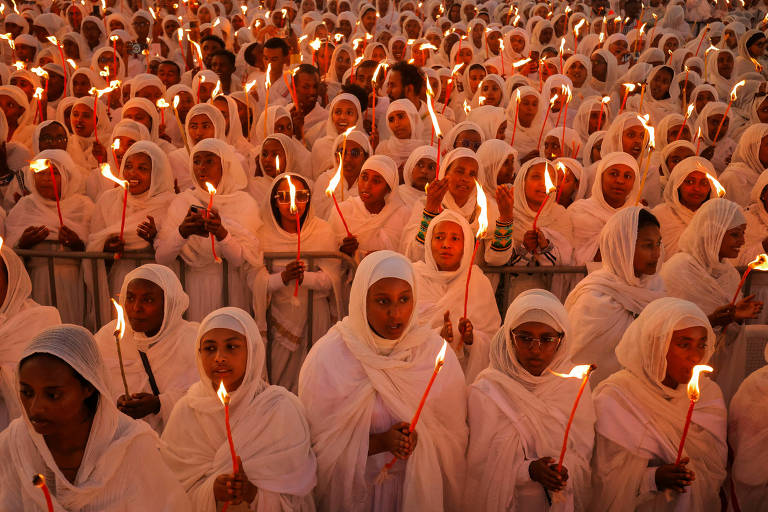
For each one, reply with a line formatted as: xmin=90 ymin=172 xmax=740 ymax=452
xmin=167 ymin=104 xmax=227 ymax=192
xmin=249 ymin=133 xmax=299 ymax=204
xmin=476 ymin=139 xmax=517 ymax=198
xmin=93 ymin=264 xmax=198 ymax=433
xmin=718 ymin=123 xmax=768 ymax=207
xmin=413 ymin=210 xmax=501 ymax=383
xmin=312 ymin=130 xmax=372 ymax=219
xmin=660 ymin=198 xmax=763 ymax=401
xmin=5 ymin=150 xmax=93 ymax=325
xmin=566 ymin=207 xmax=666 ymax=385
xmin=0 ymin=85 xmax=35 ymax=151
xmin=503 ymin=86 xmax=552 ymax=163
xmin=0 ymin=325 xmax=191 ymax=510
xmin=67 ymin=96 xmax=112 ymax=175
xmin=591 ymin=297 xmax=727 ymax=511
xmin=250 ymin=173 xmax=342 ymax=392
xmin=465 ymin=289 xmax=596 ymax=511
xmin=374 ymin=99 xmax=427 ymax=169
xmin=298 ymin=251 xmax=468 ymax=511
xmin=161 ymin=307 xmax=317 ymax=511
xmin=155 ymin=138 xmax=262 ymax=321
xmin=0 ymin=244 xmax=60 ymax=430
xmin=692 ymin=101 xmax=736 ymax=175
xmin=310 ymin=93 xmax=364 ymax=178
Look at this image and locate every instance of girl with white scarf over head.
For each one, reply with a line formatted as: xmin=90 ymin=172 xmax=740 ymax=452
xmin=160 ymin=307 xmax=317 ymax=511
xmin=249 ymin=173 xmax=343 ymax=393
xmin=93 ymin=264 xmax=198 ymax=433
xmin=652 ymin=156 xmax=717 ymax=260
xmin=740 ymin=169 xmax=768 ymax=271
xmin=375 ymin=99 xmax=428 ymax=169
xmin=329 ymin=154 xmax=410 ymax=260
xmin=476 ymin=138 xmax=518 ymax=198
xmin=168 ymin=103 xmax=228 ymax=192
xmin=86 ymin=141 xmax=176 ymax=326
xmin=298 ymin=250 xmax=468 ymax=512
xmin=566 ymin=206 xmax=667 ymax=384
xmin=212 ymin=94 xmax=259 ymax=178
xmin=66 ymin=95 xmax=113 ymax=186
xmin=412 ymin=210 xmax=501 ymax=383
xmin=313 ymin=129 xmax=373 ymax=218
xmin=0 ymin=245 xmax=60 ymax=431
xmin=660 ymin=199 xmax=763 ymax=401
xmin=5 ymin=150 xmax=94 ymax=325
xmin=0 ymin=85 xmax=35 ymax=152
xmin=465 ymin=289 xmax=596 ymax=512
xmin=591 ymin=297 xmax=726 ymax=511
xmin=692 ymin=101 xmax=737 ymax=175
xmin=504 ymin=86 xmax=553 ymax=162
xmin=0 ymin=325 xmax=191 ymax=510
xmin=310 ymin=93 xmax=364 ymax=179
xmin=249 ymin=132 xmax=304 ymax=204
xmin=399 ymin=144 xmax=437 ymax=205
xmin=0 ymin=108 xmax=32 ymax=210
xmin=567 ymin=152 xmax=641 ymax=264
xmin=718 ymin=123 xmax=768 ymax=207
xmin=155 ymin=138 xmax=262 ymax=321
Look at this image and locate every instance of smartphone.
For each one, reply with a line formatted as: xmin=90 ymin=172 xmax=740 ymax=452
xmin=190 ymin=204 xmax=205 ymax=214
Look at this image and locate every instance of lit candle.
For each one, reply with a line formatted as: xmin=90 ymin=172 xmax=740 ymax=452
xmin=376 ymin=341 xmax=448 ymax=481
xmin=440 ymin=64 xmax=463 ymax=115
xmin=264 ymin=63 xmax=272 ymax=137
xmin=325 ymin=157 xmax=353 ymax=237
xmin=110 ymin=299 xmax=131 ymax=398
xmin=674 ymin=365 xmax=713 ymax=463
xmin=100 ymin=164 xmax=129 ymax=256
xmin=681 ymin=65 xmax=690 ymax=108
xmin=560 ymin=85 xmax=572 ymax=145
xmin=551 ymin=364 xmax=597 ymax=471
xmin=46 ymin=36 xmax=67 ymax=91
xmin=286 ymin=174 xmax=301 ymax=297
xmin=216 ymin=381 xmax=239 ymax=512
xmin=244 ymin=79 xmax=257 ymax=139
xmin=177 ymin=28 xmax=186 ymax=70
xmin=425 ymin=84 xmax=443 ymax=168
xmin=172 ymin=95 xmax=189 ymax=151
xmin=425 ymin=80 xmax=438 ymax=146
xmin=196 ymin=74 xmax=205 ymax=104
xmin=695 ymin=126 xmax=703 ymax=153
xmin=111 ymin=138 xmax=120 ymax=166
xmin=638 ymin=83 xmax=646 ymax=113
xmin=109 ymin=35 xmax=119 ymax=79
xmin=510 ymin=90 xmax=521 ymax=145
xmin=704 ymin=45 xmax=717 ymax=77
xmin=537 ymin=94 xmax=559 ymax=153
xmin=30 ymin=159 xmax=63 ymax=227
xmin=675 ymin=104 xmax=695 ymax=141
xmin=559 ymin=37 xmax=565 ymax=73
xmin=205 ymin=182 xmax=221 ymax=263
xmin=532 ymin=162 xmax=557 ymax=231
xmin=574 ymin=19 xmax=585 ymax=48
xmin=634 ymin=114 xmax=655 ymax=205
xmin=731 ymin=254 xmax=768 ymax=305
xmin=694 ymin=24 xmax=710 ymax=57
xmin=463 ymin=181 xmax=488 ymax=318
xmin=33 ymin=87 xmax=44 ymax=123
xmin=156 ymin=98 xmax=169 ymax=126
xmin=712 ymin=80 xmax=746 ymax=145
xmin=596 ymin=96 xmax=610 ymax=131
xmin=32 ymin=474 xmax=53 ymax=512
xmin=498 ymin=40 xmax=505 ymax=76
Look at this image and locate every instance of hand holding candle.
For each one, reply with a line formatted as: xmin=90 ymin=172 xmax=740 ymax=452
xmin=111 ymin=299 xmax=131 ymax=399
xmin=463 ymin=182 xmax=488 ymax=318
xmin=674 ymin=365 xmax=713 ymax=464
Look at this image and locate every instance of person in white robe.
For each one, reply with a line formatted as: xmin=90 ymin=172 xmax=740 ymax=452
xmin=93 ymin=264 xmax=198 ymax=433
xmin=5 ymin=150 xmax=94 ymax=325
xmin=0 ymin=324 xmax=191 ymax=510
xmin=167 ymin=103 xmax=228 ymax=192
xmin=692 ymin=101 xmax=737 ymax=176
xmin=398 ymin=144 xmax=437 ymax=206
xmin=0 ymin=245 xmax=60 ymax=430
xmin=591 ymin=297 xmax=727 ymax=511
xmin=374 ymin=99 xmax=428 ymax=170
xmin=249 ymin=173 xmax=343 ymax=393
xmin=161 ymin=307 xmax=317 ymax=511
xmin=298 ymin=250 xmax=468 ymax=512
xmin=413 ymin=210 xmax=501 ymax=383
xmin=566 ymin=207 xmax=666 ymax=384
xmin=310 ymin=92 xmax=365 ymax=179
xmin=718 ymin=123 xmax=768 ymax=207
xmin=660 ymin=198 xmax=764 ymax=401
xmin=505 ymin=86 xmax=553 ymax=163
xmin=155 ymin=138 xmax=262 ymax=321
xmin=465 ymin=289 xmax=596 ymax=511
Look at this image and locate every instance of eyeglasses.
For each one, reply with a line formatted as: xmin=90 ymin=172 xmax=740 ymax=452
xmin=274 ymin=190 xmax=310 ymax=204
xmin=511 ymin=331 xmax=563 ymax=351
xmin=456 ymin=139 xmax=481 ymax=151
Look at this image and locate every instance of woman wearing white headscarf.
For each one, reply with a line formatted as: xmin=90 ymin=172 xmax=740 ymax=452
xmin=375 ymin=99 xmax=428 ymax=169
xmin=589 ymin=49 xmax=619 ymax=96
xmin=476 ymin=139 xmax=517 ymax=197
xmin=504 ymin=86 xmax=552 ymax=162
xmin=311 ymin=93 xmax=364 ymax=178
xmin=298 ymin=250 xmax=468 ymax=512
xmin=740 ymin=169 xmax=768 ymax=271
xmin=65 ymin=95 xmax=113 ymax=182
xmin=413 ymin=210 xmax=500 ymax=383
xmin=0 ymin=85 xmax=36 ymax=152
xmin=249 ymin=173 xmax=343 ymax=392
xmin=0 ymin=325 xmax=191 ymax=510
xmin=212 ymin=94 xmax=258 ymax=177
xmin=465 ymin=289 xmax=596 ymax=511
xmin=0 ymin=108 xmax=32 ymax=210
xmin=0 ymin=245 xmax=60 ymax=430
xmin=168 ymin=103 xmax=228 ymax=192
xmin=5 ymin=150 xmax=94 ymax=325
xmin=160 ymin=306 xmax=317 ymax=511
xmin=692 ymin=101 xmax=736 ymax=175
xmin=591 ymin=297 xmax=726 ymax=511
xmin=398 ymin=144 xmax=437 ymax=205
xmin=467 ymin=105 xmax=507 ymax=141
xmin=93 ymin=264 xmax=198 ymax=433
xmin=660 ymin=198 xmax=763 ymax=401
xmin=718 ymin=123 xmax=768 ymax=207
xmin=86 ymin=141 xmax=176 ymax=326
xmin=155 ymin=138 xmax=262 ymax=321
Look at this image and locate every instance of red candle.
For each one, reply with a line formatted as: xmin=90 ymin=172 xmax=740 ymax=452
xmin=597 ymin=96 xmax=610 ymax=131
xmin=537 ymin=95 xmax=558 ymax=153
xmin=110 ymin=35 xmax=118 ymax=79
xmin=731 ymin=254 xmax=768 ymax=304
xmin=561 ymin=85 xmax=572 ymax=143
xmin=550 ymin=364 xmax=597 ymax=471
xmin=510 ymin=90 xmax=521 ymax=145
xmin=674 ymin=365 xmax=713 ymax=464
xmin=32 ymin=474 xmax=53 ymax=512
xmin=694 ymin=25 xmax=709 ymax=57
xmin=533 ymin=163 xmax=557 ymax=231
xmin=205 ymin=182 xmax=222 ymax=263
xmin=325 ymin=160 xmax=353 ymax=237
xmin=463 ymin=181 xmax=488 ymax=318
xmin=216 ymin=382 xmax=239 ymax=512
xmin=30 ymin=159 xmax=63 ymax=227
xmin=286 ymin=176 xmax=302 ymax=297
xmin=675 ymin=104 xmax=695 ymax=141
xmin=100 ymin=163 xmax=128 ymax=257
xmin=619 ymin=83 xmax=636 ymax=114
xmin=46 ymin=37 xmax=67 ymax=93
xmin=712 ymin=80 xmax=745 ymax=145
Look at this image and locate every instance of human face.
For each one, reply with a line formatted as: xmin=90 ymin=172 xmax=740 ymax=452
xmin=358 ymin=168 xmax=390 ymax=212
xmin=82 ymin=21 xmax=101 ymax=46
xmin=519 ymin=94 xmax=539 ymax=127
xmin=410 ymin=157 xmax=437 ymax=191
xmin=524 ymin=163 xmax=556 ymax=209
xmin=718 ymin=224 xmax=746 ymax=260
xmin=19 ymin=354 xmax=96 ymax=437
xmin=454 ymin=130 xmax=482 ymax=152
xmin=665 ymin=146 xmax=695 ymax=174
xmin=386 ymin=70 xmax=406 ymax=101
xmin=123 ymin=107 xmax=153 ymax=133
xmin=135 ymin=85 xmax=163 ymax=104
xmin=543 ymin=136 xmax=562 ymax=160
xmin=748 ymin=36 xmax=767 ymax=58
xmin=38 ymin=123 xmax=68 ymax=151
xmin=212 ymin=98 xmax=231 ymax=134
xmin=633 ymin=223 xmax=661 ymax=276
xmin=717 ymin=51 xmax=734 ymax=79
xmin=192 ymin=150 xmax=223 ymax=188
xmin=32 ymin=164 xmax=62 ymax=201
xmin=497 ymin=155 xmax=516 ymax=185
xmin=759 ymin=135 xmax=768 ymax=167
xmin=556 ymin=168 xmax=579 ymax=207
xmin=662 ymin=36 xmax=679 ymax=55
xmin=757 ymin=97 xmax=768 ymax=123
xmin=123 ymin=152 xmax=153 ymax=195
xmin=601 ymin=164 xmax=635 ymax=208
xmin=63 ymin=38 xmax=80 ymax=60
xmin=445 ymin=157 xmax=479 ymax=204
xmin=198 ymin=328 xmax=248 ymax=392
xmin=591 ymin=54 xmax=607 ymax=81
xmin=695 ymin=91 xmax=715 ymax=115
xmin=387 ymin=110 xmax=412 ymax=139
xmin=132 ymin=16 xmax=151 ymax=40
xmin=707 ymin=114 xmax=727 ymax=140
xmin=362 ymin=9 xmax=377 ymax=30
xmin=467 ymin=68 xmax=486 ymax=94
xmin=622 ymin=124 xmax=646 ymax=158
xmin=430 ymin=220 xmax=464 ymax=271
xmin=365 ymin=277 xmax=414 ymax=340
xmin=262 ymin=47 xmax=286 ymax=74
xmin=724 ymin=30 xmax=738 ymax=49
xmin=210 ymin=55 xmax=235 ymax=81
xmin=68 ymin=8 xmax=83 ymax=30
xmin=9 ymin=77 xmax=34 ymax=101
xmin=260 ymin=139 xmax=287 ymax=178
xmin=294 ymin=72 xmax=319 ymax=112
xmin=188 ymin=114 xmax=216 ymax=145
xmin=157 ymin=63 xmax=181 ymax=88
xmin=331 ymin=99 xmax=358 ymax=133
xmin=391 ymin=40 xmax=406 ymax=60
xmin=275 ymin=178 xmax=308 ymax=223
xmin=566 ymin=61 xmax=587 ymax=88
xmin=678 ymin=170 xmax=711 ymax=211
xmin=650 ymin=69 xmax=672 ymax=100
xmin=334 ymin=49 xmax=351 ymax=80
xmin=125 ymin=278 xmax=164 ymax=335
xmin=668 ymin=124 xmax=691 ymax=143
xmin=70 ymin=103 xmax=95 ymax=137
xmin=510 ymin=34 xmax=525 ymax=53
xmin=480 ymin=79 xmax=502 ymax=106
xmin=510 ymin=321 xmax=561 ymax=376
xmin=591 ymin=139 xmax=603 ymax=162
xmin=72 ymin=73 xmax=92 ymax=97
xmin=664 ymin=326 xmax=708 ymax=387
xmin=609 ymin=39 xmax=628 ymax=61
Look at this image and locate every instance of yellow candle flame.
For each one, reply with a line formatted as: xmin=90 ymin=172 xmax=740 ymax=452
xmin=705 ymin=172 xmax=726 ymax=197
xmin=148 ymin=6 xmax=156 ymax=18
xmin=637 ymin=113 xmax=655 ymax=149
xmin=685 ymin=103 xmax=694 ymax=117
xmin=463 ymin=99 xmax=471 ymax=114
xmin=372 ymin=62 xmax=387 ymax=86
xmin=326 ymin=157 xmax=343 ymax=196
xmin=217 ymin=381 xmax=230 ymax=405
xmin=574 ymin=19 xmax=585 ymax=35
xmin=475 ymin=180 xmax=488 ymax=237
xmin=211 ymin=80 xmax=222 ymax=98
xmin=12 ymin=61 xmax=24 ymax=70
xmin=100 ymin=163 xmax=127 ymax=188
xmin=559 ymin=37 xmax=565 ymax=53
xmin=173 ymin=95 xmax=180 ymax=108
xmin=748 ymin=253 xmax=768 ymax=271
xmin=435 ymin=340 xmax=448 ymax=368
xmin=265 ymin=63 xmax=272 ymax=88
xmin=425 ymin=81 xmax=442 ymax=138
xmin=244 ymin=79 xmax=257 ymax=92
xmin=561 ymin=84 xmax=572 ymax=102
xmin=419 ymin=43 xmax=438 ymax=51
xmin=730 ymin=80 xmax=746 ymax=101
xmin=112 ymin=138 xmax=120 ymax=150
xmin=111 ymin=298 xmax=126 ymax=339
xmin=687 ymin=365 xmax=713 ymax=401
xmin=639 ymin=23 xmax=647 ymax=35
xmin=543 ymin=162 xmax=557 ymax=194
xmin=450 ymin=63 xmax=464 ymax=75
xmin=30 ymin=159 xmax=49 ymax=173
xmin=275 ymin=155 xmax=280 ymax=173
xmin=66 ymin=58 xmax=78 ymax=69
xmin=601 ymin=95 xmax=611 ymax=104
xmin=286 ymin=175 xmax=297 ymax=214
xmin=205 ymin=182 xmax=217 ymax=195
xmin=46 ymin=36 xmax=59 ymax=45
xmin=30 ymin=66 xmax=48 ymax=79
xmin=156 ymin=98 xmax=169 ymax=109
xmin=549 ymin=94 xmax=559 ymax=108
xmin=512 ymin=57 xmax=531 ymax=67
xmin=33 ymin=87 xmax=43 ymax=100
xmin=309 ymin=38 xmax=322 ymax=51
xmin=109 ymin=35 xmax=119 ymax=42
xmin=550 ymin=364 xmax=595 ymax=379
xmin=177 ymin=28 xmax=184 ymax=41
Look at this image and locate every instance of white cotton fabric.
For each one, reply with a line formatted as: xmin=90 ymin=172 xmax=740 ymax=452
xmin=399 ymin=145 xmax=437 ymax=205
xmin=719 ymin=123 xmax=768 ymax=207
xmin=375 ymin=99 xmax=427 ymax=168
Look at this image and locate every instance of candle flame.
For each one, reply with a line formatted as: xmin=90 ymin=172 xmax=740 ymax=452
xmin=748 ymin=253 xmax=768 ymax=271
xmin=549 ymin=94 xmax=559 ymax=108
xmin=173 ymin=95 xmax=180 ymax=108
xmin=685 ymin=103 xmax=694 ymax=117
xmin=30 ymin=159 xmax=51 ymax=173
xmin=730 ymin=80 xmax=746 ymax=101
xmin=475 ymin=180 xmax=488 ymax=237
xmin=550 ymin=364 xmax=596 ymax=379
xmin=33 ymin=87 xmax=43 ymax=100
xmin=286 ymin=175 xmax=297 ymax=214
xmin=463 ymin=99 xmax=471 ymax=115
xmin=450 ymin=63 xmax=463 ymax=75
xmin=205 ymin=182 xmax=217 ymax=195
xmin=216 ymin=381 xmax=230 ymax=405
xmin=111 ymin=298 xmax=126 ymax=339
xmin=109 ymin=35 xmax=119 ymax=42
xmin=326 ymin=157 xmax=342 ymax=196
xmin=425 ymin=81 xmax=442 ymax=138
xmin=111 ymin=138 xmax=120 ymax=151
xmin=435 ymin=340 xmax=448 ymax=368
xmin=66 ymin=59 xmax=78 ymax=69
xmin=30 ymin=66 xmax=48 ymax=79
xmin=156 ymin=98 xmax=169 ymax=109
xmin=624 ymin=82 xmax=636 ymax=92
xmin=372 ymin=62 xmax=387 ymax=85
xmin=601 ymin=95 xmax=611 ymax=104
xmin=419 ymin=43 xmax=438 ymax=51
xmin=100 ymin=163 xmax=127 ymax=188
xmin=46 ymin=36 xmax=59 ymax=45
xmin=561 ymin=85 xmax=572 ymax=102
xmin=559 ymin=37 xmax=565 ymax=53
xmin=512 ymin=57 xmax=531 ymax=68
xmin=244 ymin=79 xmax=257 ymax=92
xmin=639 ymin=22 xmax=647 ymax=35
xmin=177 ymin=28 xmax=184 ymax=41
xmin=544 ymin=162 xmax=557 ymax=193
xmin=574 ymin=19 xmax=585 ymax=34
xmin=309 ymin=38 xmax=322 ymax=51
xmin=706 ymin=172 xmax=726 ymax=197
xmin=265 ymin=63 xmax=272 ymax=88
xmin=687 ymin=365 xmax=713 ymax=401
xmin=212 ymin=80 xmax=222 ymax=98
xmin=12 ymin=61 xmax=24 ymax=70
xmin=32 ymin=474 xmax=45 ymax=487
xmin=637 ymin=113 xmax=655 ymax=149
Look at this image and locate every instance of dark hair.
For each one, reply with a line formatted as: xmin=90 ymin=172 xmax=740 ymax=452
xmin=341 ymin=83 xmax=369 ymax=112
xmin=637 ymin=208 xmax=660 ymax=230
xmin=19 ymin=353 xmax=99 ymax=417
xmin=390 ymin=61 xmax=424 ymax=95
xmin=243 ymin=42 xmax=261 ymax=66
xmin=356 ymin=59 xmax=378 ymax=71
xmin=747 ymin=32 xmax=765 ymax=50
xmin=158 ymin=59 xmax=181 ymax=75
xmin=201 ymin=34 xmax=226 ymax=50
xmin=294 ymin=63 xmax=321 ymax=80
xmin=210 ymin=49 xmax=235 ymax=67
xmin=264 ymin=37 xmax=290 ymax=56
xmin=269 ymin=174 xmax=311 ymax=227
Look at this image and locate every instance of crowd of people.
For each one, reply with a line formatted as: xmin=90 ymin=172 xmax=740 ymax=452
xmin=0 ymin=0 xmax=768 ymax=508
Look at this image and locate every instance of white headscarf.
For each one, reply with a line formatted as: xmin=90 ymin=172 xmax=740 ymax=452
xmin=400 ymin=144 xmax=437 ymax=204
xmin=375 ymin=98 xmax=427 ymax=167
